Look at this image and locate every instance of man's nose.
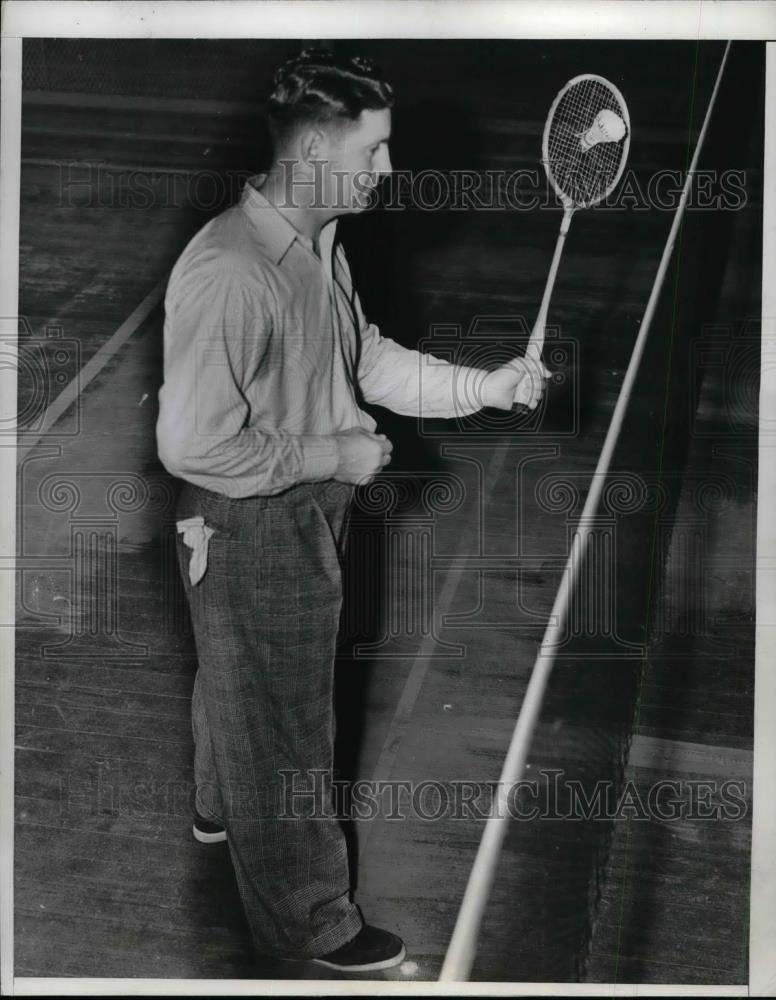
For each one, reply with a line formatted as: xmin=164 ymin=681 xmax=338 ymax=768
xmin=376 ymin=147 xmax=392 ymax=177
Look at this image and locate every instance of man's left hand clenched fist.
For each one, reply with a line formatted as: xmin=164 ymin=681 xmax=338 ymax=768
xmin=481 ymin=356 xmax=552 ymax=411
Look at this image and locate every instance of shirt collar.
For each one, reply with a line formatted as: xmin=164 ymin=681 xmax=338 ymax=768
xmin=240 ymin=175 xmax=338 ymax=267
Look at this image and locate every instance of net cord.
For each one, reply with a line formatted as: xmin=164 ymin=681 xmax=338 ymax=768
xmin=438 ymin=40 xmax=732 ymax=984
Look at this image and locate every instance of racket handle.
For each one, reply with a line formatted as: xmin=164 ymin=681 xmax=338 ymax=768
xmin=526 ymin=207 xmax=574 ymax=362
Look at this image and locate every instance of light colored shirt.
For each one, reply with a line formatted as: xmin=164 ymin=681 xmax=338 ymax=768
xmin=157 ymin=177 xmax=484 ymax=497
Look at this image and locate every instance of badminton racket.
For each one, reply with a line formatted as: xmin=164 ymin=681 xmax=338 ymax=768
xmin=526 ymin=75 xmax=631 ymax=363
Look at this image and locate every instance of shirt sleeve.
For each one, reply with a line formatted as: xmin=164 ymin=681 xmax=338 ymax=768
xmin=157 ymin=259 xmax=339 ymax=497
xmin=347 ymin=262 xmax=486 ymax=420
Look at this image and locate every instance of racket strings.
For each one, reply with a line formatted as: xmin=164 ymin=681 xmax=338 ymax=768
xmin=546 ymin=77 xmax=629 ymax=208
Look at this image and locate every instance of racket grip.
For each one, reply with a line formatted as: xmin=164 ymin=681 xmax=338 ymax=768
xmin=526 ymin=328 xmax=544 ymax=361
xmin=526 ymin=314 xmax=546 ymax=361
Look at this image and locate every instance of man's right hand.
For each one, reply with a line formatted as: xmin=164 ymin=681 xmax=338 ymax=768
xmin=333 ymin=427 xmax=393 ymax=484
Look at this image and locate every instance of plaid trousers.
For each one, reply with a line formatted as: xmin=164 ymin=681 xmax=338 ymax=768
xmin=175 ymin=479 xmax=363 ymax=959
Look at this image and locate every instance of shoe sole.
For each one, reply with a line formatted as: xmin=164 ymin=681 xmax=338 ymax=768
xmin=192 ymin=824 xmax=227 ymax=844
xmin=309 ymin=943 xmax=406 ymax=973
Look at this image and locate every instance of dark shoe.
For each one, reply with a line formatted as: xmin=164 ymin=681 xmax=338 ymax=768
xmin=310 ymin=924 xmax=405 ymax=973
xmin=192 ymin=813 xmax=227 ymax=844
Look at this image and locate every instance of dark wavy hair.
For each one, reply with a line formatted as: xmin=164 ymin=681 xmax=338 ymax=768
xmin=267 ymin=48 xmax=394 ymax=148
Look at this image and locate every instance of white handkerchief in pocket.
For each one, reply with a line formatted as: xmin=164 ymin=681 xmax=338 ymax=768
xmin=177 ymin=516 xmax=215 ymax=585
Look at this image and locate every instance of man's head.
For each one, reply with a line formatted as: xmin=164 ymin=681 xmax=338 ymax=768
xmin=267 ymin=48 xmax=394 ymax=214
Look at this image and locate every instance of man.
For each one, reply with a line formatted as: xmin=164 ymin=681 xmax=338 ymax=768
xmin=157 ymin=48 xmax=549 ymax=974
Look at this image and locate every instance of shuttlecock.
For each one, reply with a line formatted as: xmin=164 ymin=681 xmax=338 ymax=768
xmin=579 ymin=109 xmax=626 ymax=151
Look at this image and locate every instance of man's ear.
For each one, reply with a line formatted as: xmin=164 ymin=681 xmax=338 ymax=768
xmin=299 ymin=127 xmax=328 ymax=165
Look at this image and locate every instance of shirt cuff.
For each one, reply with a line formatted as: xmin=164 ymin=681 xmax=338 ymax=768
xmin=450 ymin=365 xmax=489 ymax=417
xmin=420 ymin=358 xmax=488 ymax=419
xmin=300 ymin=435 xmax=340 ymax=482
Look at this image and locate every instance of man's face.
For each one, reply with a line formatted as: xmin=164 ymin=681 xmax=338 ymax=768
xmin=322 ymin=108 xmax=393 ymax=214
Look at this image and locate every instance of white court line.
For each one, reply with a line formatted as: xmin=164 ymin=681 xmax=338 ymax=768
xmin=15 ymin=276 xmax=168 ymax=466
